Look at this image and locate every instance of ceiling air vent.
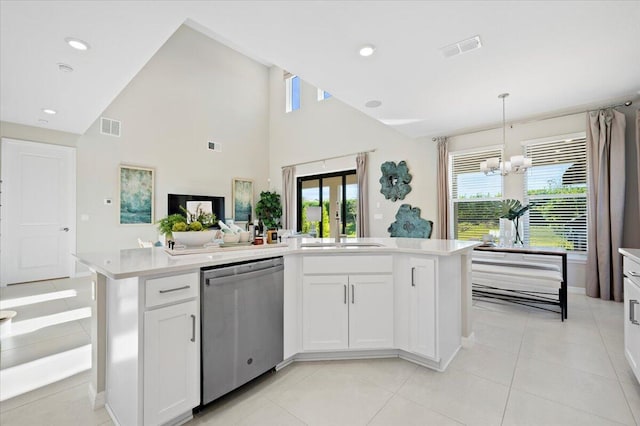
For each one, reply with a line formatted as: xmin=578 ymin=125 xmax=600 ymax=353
xmin=100 ymin=117 xmax=121 ymax=137
xmin=440 ymin=35 xmax=482 ymax=58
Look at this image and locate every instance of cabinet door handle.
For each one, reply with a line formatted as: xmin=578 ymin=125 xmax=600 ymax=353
xmin=159 ymin=285 xmax=190 ymax=294
xmin=344 ymin=285 xmax=347 ymax=304
xmin=351 ymin=284 xmax=355 ymax=304
xmin=630 ymin=300 xmax=639 ymax=325
xmin=411 ymin=267 xmax=416 ymax=287
xmin=190 ymin=314 xmax=196 ymax=342
xmin=630 ymin=271 xmax=640 ymax=277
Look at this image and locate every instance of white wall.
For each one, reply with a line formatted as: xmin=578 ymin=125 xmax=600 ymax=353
xmin=2 ymin=25 xmax=271 ymax=255
xmin=268 ymin=67 xmax=438 ymax=237
xmin=73 ymin=25 xmax=271 ymax=253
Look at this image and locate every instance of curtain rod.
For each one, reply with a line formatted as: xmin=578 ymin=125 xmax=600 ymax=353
xmin=431 ymin=99 xmax=634 ymax=141
xmin=281 ymin=149 xmax=376 ymax=169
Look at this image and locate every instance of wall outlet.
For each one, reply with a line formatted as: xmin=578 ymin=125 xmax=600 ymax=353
xmin=80 ymin=214 xmax=90 ymax=221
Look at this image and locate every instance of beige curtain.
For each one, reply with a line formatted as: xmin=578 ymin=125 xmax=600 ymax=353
xmin=436 ymin=137 xmax=449 ymax=239
xmin=281 ymin=166 xmax=296 ymax=230
xmin=356 ymin=152 xmax=369 ymax=237
xmin=637 ymin=111 xmax=640 ymax=218
xmin=586 ymin=109 xmax=626 ymax=301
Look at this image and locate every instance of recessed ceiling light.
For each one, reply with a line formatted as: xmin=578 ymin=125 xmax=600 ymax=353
xmin=57 ymin=63 xmax=74 ymax=73
xmin=65 ymin=37 xmax=90 ymax=51
xmin=365 ymin=100 xmax=382 ymax=108
xmin=42 ymin=108 xmax=57 ymax=115
xmin=359 ymin=45 xmax=375 ymax=57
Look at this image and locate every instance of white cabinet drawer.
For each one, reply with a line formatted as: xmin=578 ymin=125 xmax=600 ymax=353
xmin=303 ymin=255 xmax=392 ymax=274
xmin=145 ymin=272 xmax=198 ymax=308
xmin=624 ymin=256 xmax=640 ymax=286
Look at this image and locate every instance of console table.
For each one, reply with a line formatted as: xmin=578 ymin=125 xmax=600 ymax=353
xmin=472 ymin=246 xmax=567 ymax=319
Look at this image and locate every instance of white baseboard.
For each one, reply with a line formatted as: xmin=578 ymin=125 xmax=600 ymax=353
xmin=461 ymin=332 xmax=476 ymax=346
xmin=88 ymin=383 xmax=105 ymax=409
xmin=567 ymin=286 xmax=586 ymax=295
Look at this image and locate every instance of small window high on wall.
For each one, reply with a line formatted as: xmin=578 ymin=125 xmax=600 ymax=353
xmin=317 ymin=88 xmax=332 ymax=101
xmin=523 ymin=134 xmax=588 ymax=252
xmin=449 ymin=148 xmax=503 ymax=241
xmin=285 ymin=75 xmax=300 ymax=112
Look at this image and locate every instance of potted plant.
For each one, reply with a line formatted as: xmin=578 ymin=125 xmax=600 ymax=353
xmin=157 ymin=206 xmax=217 ymax=247
xmin=255 ymin=191 xmax=282 ymax=230
xmin=498 ymin=199 xmax=530 ymax=246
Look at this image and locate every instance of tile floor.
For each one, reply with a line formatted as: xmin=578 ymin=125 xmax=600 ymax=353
xmin=1 ymin=277 xmax=639 ymax=425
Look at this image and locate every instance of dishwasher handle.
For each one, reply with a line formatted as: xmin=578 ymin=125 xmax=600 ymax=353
xmin=204 ymin=264 xmax=284 ymax=287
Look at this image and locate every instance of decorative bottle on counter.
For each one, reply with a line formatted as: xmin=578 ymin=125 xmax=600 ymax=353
xmin=254 ymin=220 xmax=262 ymax=239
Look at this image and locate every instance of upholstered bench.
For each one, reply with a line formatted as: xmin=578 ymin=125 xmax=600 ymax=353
xmin=472 ymin=247 xmax=567 ymax=320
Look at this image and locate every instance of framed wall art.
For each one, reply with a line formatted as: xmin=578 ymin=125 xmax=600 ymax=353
xmin=119 ymin=165 xmax=154 ymax=224
xmin=232 ymin=178 xmax=254 ymax=223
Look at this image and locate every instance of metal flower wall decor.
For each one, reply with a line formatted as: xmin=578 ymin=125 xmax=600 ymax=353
xmin=379 ymin=160 xmax=412 ymax=201
xmin=388 ymin=204 xmax=433 ymax=238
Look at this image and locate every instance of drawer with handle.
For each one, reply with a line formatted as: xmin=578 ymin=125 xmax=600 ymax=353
xmin=624 ymin=256 xmax=640 ymax=286
xmin=145 ymin=272 xmax=198 ymax=308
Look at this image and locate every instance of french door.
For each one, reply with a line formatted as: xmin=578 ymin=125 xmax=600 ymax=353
xmin=296 ymin=170 xmax=358 ymax=237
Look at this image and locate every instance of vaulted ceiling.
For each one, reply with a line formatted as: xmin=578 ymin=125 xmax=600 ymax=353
xmin=1 ymin=1 xmax=639 ymax=138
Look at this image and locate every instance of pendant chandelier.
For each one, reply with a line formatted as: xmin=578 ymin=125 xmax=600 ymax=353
xmin=480 ymin=93 xmax=532 ymax=176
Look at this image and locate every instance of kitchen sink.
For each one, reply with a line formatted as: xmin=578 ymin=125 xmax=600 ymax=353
xmin=300 ymin=242 xmax=385 ymax=249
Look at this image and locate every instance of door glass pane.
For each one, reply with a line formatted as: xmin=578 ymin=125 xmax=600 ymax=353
xmin=297 ymin=170 xmax=358 ymax=237
xmin=324 ymin=176 xmax=341 ymax=238
xmin=301 ymin=179 xmax=321 ymax=236
xmin=344 ymin=174 xmax=358 ymax=237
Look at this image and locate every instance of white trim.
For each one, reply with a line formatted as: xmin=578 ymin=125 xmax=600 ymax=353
xmin=521 ymin=132 xmax=586 ymax=146
xmin=447 ymin=144 xmax=504 ymax=156
xmin=88 ymin=382 xmax=105 ymax=409
xmin=567 ymin=253 xmax=587 ymax=263
xmin=567 ymin=286 xmax=586 ymax=295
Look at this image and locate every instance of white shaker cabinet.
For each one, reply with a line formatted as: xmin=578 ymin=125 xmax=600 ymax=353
xmin=393 ymin=254 xmax=461 ymax=368
xmin=105 ymin=271 xmax=200 ymax=426
xmin=302 ymin=274 xmax=349 ymax=350
xmin=302 ymin=256 xmax=394 ymax=352
xmin=349 ymin=274 xmax=394 ymax=349
xmin=144 ymin=300 xmax=199 ymax=426
xmin=622 ymin=250 xmax=640 ymax=383
xmin=408 ymin=257 xmax=437 ymax=359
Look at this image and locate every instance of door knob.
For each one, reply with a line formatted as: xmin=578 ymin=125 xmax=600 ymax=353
xmin=60 ymin=227 xmax=70 ymax=232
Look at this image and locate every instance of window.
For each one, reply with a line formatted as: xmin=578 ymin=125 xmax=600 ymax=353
xmin=317 ymin=88 xmax=332 ymax=101
xmin=297 ymin=170 xmax=358 ymax=237
xmin=449 ymin=148 xmax=503 ymax=241
xmin=524 ymin=135 xmax=587 ymax=251
xmin=285 ymin=75 xmax=300 ymax=112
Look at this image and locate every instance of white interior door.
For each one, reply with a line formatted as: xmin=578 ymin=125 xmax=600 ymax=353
xmin=1 ymin=138 xmax=76 ymax=286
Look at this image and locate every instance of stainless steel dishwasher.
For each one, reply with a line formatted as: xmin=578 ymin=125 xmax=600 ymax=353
xmin=200 ymin=256 xmax=284 ymax=405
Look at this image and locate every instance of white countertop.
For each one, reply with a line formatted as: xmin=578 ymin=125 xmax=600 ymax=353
xmin=620 ymin=248 xmax=640 ymax=263
xmin=74 ymin=237 xmax=480 ymax=280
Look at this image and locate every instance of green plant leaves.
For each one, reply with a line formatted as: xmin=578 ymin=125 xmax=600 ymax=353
xmin=255 ymin=191 xmax=282 ymax=229
xmin=498 ymin=199 xmax=530 ymax=220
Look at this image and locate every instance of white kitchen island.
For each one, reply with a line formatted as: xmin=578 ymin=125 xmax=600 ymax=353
xmin=75 ymin=238 xmax=478 ymax=426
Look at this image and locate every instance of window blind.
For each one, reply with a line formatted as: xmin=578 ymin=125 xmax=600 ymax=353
xmin=524 ymin=137 xmax=587 ymax=251
xmin=449 ymin=148 xmax=503 ymax=241
xmin=450 ymin=148 xmax=502 ymax=199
